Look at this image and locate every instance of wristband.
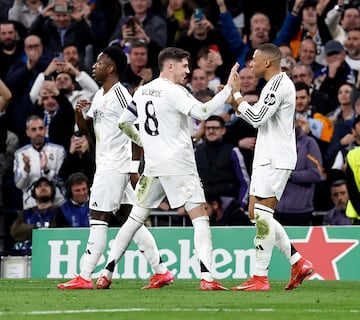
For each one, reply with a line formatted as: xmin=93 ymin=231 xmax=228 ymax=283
xmin=233 ymin=92 xmax=242 ymax=100
xmin=130 ymin=160 xmax=140 ymax=173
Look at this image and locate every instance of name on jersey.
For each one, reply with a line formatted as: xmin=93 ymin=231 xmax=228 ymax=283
xmin=142 ymin=88 xmax=162 ymax=97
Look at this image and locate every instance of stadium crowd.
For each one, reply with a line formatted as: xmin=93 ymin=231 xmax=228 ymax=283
xmin=0 ymin=0 xmax=360 ymax=255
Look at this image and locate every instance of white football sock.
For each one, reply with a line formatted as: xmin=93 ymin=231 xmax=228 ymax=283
xmin=133 ymin=225 xmax=167 ymax=274
xmin=80 ymin=219 xmax=108 ymax=280
xmin=192 ymin=216 xmax=213 ymax=282
xmin=254 ymin=204 xmax=275 ymax=277
xmin=273 ymin=219 xmax=301 ymax=265
xmin=102 ymin=217 xmax=142 ymax=280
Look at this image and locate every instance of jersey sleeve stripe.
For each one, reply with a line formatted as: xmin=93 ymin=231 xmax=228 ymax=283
xmin=270 ymin=74 xmax=282 ymax=92
xmin=114 ymin=86 xmax=129 ymax=109
xmin=244 ymin=105 xmax=269 ymax=122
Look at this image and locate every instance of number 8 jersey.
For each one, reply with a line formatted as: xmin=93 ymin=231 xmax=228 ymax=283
xmin=131 ymin=78 xmax=200 ymax=176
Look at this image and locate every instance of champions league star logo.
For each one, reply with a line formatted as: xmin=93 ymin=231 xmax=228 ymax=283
xmin=291 ymin=227 xmax=358 ymax=280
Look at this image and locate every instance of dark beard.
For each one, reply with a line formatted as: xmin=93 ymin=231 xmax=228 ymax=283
xmin=59 ymin=88 xmax=72 ymax=95
xmin=1 ymin=39 xmax=16 ymax=51
xmin=37 ymin=196 xmax=53 ymax=203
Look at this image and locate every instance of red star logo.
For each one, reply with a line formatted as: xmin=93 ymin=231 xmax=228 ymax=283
xmin=291 ymin=227 xmax=358 ymax=280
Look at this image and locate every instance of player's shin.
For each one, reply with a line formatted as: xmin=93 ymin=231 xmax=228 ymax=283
xmin=80 ymin=219 xmax=108 ymax=280
xmin=192 ymin=216 xmax=213 ymax=282
xmin=133 ymin=224 xmax=167 ymax=274
xmin=101 ymin=207 xmax=147 ymax=279
xmin=253 ymin=204 xmax=275 ymax=276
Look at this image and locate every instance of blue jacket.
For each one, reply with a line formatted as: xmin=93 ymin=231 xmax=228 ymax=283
xmin=59 ymin=200 xmax=90 ymax=227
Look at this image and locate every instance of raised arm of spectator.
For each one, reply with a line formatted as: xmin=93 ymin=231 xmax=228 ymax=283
xmin=273 ymin=0 xmax=304 ymax=46
xmin=216 ymin=0 xmax=246 ymax=58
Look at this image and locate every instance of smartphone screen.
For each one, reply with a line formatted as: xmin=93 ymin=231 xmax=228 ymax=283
xmin=194 ymin=8 xmax=203 ymax=21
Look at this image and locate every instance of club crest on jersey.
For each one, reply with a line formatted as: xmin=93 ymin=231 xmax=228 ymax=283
xmin=264 ymin=93 xmax=276 ymax=106
xmin=93 ymin=109 xmax=105 ymax=123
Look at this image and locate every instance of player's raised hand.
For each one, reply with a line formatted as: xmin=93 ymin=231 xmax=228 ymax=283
xmin=226 ymin=62 xmax=240 ymax=90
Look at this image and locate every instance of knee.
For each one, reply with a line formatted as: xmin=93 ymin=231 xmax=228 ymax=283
xmin=129 ymin=206 xmax=150 ymax=224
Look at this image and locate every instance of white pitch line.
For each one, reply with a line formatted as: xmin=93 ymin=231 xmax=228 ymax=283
xmin=0 ymin=308 xmax=359 ymax=316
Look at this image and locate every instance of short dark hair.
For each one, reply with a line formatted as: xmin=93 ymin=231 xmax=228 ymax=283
xmin=206 ymin=115 xmax=225 ymax=127
xmin=295 ymin=81 xmax=310 ymax=95
xmin=129 ymin=40 xmax=148 ymax=53
xmin=158 ymin=47 xmax=190 ymax=71
xmin=194 ymin=89 xmax=214 ymax=102
xmin=331 ymin=179 xmax=347 ymax=188
xmin=102 ymin=46 xmax=127 ymax=75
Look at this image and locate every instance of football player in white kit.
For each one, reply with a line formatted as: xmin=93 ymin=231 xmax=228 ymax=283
xmin=229 ymin=43 xmax=314 ymax=291
xmin=96 ymin=47 xmax=240 ymax=290
xmin=58 ymin=46 xmax=172 ymax=290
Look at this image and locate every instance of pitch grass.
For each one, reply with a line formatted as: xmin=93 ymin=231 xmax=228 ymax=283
xmin=0 ymin=279 xmax=359 ymax=320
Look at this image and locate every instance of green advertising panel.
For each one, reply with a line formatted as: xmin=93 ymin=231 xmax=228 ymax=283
xmin=32 ymin=226 xmax=360 ymax=280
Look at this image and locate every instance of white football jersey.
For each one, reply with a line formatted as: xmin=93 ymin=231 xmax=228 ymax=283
xmin=237 ymin=72 xmax=297 ymax=170
xmin=87 ymin=82 xmax=132 ymax=171
xmin=131 ymin=78 xmax=200 ymax=176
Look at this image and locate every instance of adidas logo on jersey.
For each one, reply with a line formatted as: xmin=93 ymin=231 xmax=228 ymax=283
xmin=91 ymin=201 xmax=98 ymax=207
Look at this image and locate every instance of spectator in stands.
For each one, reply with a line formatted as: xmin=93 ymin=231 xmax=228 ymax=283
xmin=0 ymin=128 xmax=19 ymax=209
xmin=13 ymin=115 xmax=66 ymax=210
xmin=0 ymin=0 xmax=12 ymax=23
xmin=206 ymin=195 xmax=252 ymax=226
xmin=0 ymin=78 xmax=17 ymax=208
xmin=224 ymin=91 xmax=259 ymax=175
xmin=163 ymin=0 xmax=192 ymax=46
xmin=5 ymin=35 xmax=51 ymax=146
xmin=186 ymin=68 xmax=209 ymax=94
xmin=29 ymin=57 xmax=98 ymax=110
xmin=294 ymin=81 xmax=333 ymax=158
xmin=275 ymin=0 xmax=332 ymax=67
xmin=196 ymin=45 xmax=223 ymax=92
xmin=312 ymin=40 xmax=356 ymax=115
xmin=0 ymin=20 xmax=24 ymax=79
xmin=60 ymin=43 xmax=94 ymax=74
xmin=10 ymin=176 xmax=62 ymax=254
xmin=291 ymin=62 xmax=315 ymax=88
xmin=325 ymin=82 xmax=356 ymax=170
xmin=174 ymin=9 xmax=233 ymax=73
xmin=120 ymin=40 xmax=159 ymax=95
xmin=323 ymin=179 xmax=352 ymax=225
xmin=344 ymin=28 xmax=360 ymax=72
xmin=195 ymin=115 xmax=249 ymax=212
xmin=28 ymin=1 xmax=95 ymax=65
xmin=238 ymin=66 xmax=260 ymax=94
xmin=344 ymin=114 xmax=360 ymax=224
xmin=57 ymin=172 xmax=90 ymax=227
xmin=109 ymin=0 xmax=167 ymax=68
xmin=275 ymin=119 xmax=324 ymax=226
xmin=297 ymin=38 xmax=324 ymax=74
xmin=216 ymin=0 xmax=271 ymax=68
xmin=331 ymin=108 xmax=360 ymax=171
xmin=8 ymin=0 xmax=44 ymax=31
xmin=323 ymin=1 xmax=360 ymax=45
xmin=30 ymin=79 xmax=75 ymax=150
xmin=58 ymin=131 xmax=95 ymax=184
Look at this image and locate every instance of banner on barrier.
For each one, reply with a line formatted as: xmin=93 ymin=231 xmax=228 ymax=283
xmin=32 ymin=226 xmax=360 ymax=280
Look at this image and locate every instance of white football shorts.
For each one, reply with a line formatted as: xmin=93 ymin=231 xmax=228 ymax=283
xmin=89 ymin=168 xmax=133 ymax=213
xmin=249 ymin=164 xmax=291 ymax=200
xmin=134 ymin=174 xmax=206 ymax=209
